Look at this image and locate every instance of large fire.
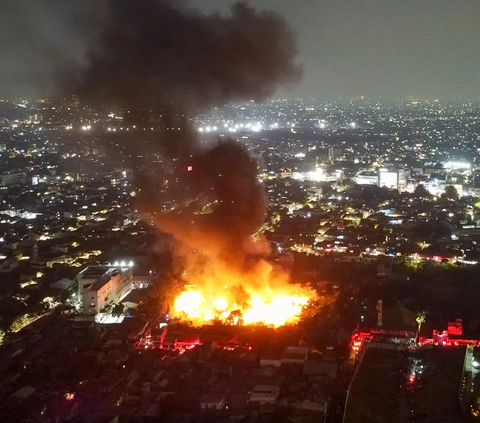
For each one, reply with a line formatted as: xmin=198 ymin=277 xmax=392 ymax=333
xmin=171 ymin=259 xmax=313 ymax=327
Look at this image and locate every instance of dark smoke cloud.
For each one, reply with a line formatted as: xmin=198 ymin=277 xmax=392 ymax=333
xmin=157 ymin=141 xmax=268 ymax=264
xmin=79 ymin=0 xmax=301 ymax=115
xmin=0 ymin=0 xmax=101 ymax=99
xmin=76 ymin=0 xmax=301 ymax=261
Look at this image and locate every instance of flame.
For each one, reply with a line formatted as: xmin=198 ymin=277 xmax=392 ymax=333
xmin=171 ymin=259 xmax=313 ymax=327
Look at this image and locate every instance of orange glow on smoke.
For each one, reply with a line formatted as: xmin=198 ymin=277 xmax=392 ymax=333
xmin=171 ymin=259 xmax=312 ymax=327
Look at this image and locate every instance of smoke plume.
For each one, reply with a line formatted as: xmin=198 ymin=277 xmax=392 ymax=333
xmin=79 ymin=0 xmax=300 ymax=118
xmin=77 ymin=0 xmax=302 ymax=285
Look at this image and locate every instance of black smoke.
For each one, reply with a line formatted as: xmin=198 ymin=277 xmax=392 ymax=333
xmin=75 ymin=0 xmax=301 ymax=262
xmin=79 ymin=0 xmax=300 ymax=115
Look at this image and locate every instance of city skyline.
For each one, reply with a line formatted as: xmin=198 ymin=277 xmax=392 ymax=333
xmin=1 ymin=1 xmax=480 ymax=100
xmin=1 ymin=2 xmax=480 ymax=422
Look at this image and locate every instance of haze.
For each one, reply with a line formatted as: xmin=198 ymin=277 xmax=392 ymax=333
xmin=1 ymin=0 xmax=480 ymax=100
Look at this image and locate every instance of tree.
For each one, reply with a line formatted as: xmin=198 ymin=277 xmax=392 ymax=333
xmin=416 ymin=311 xmax=427 ymax=343
xmin=443 ymin=185 xmax=459 ymax=200
xmin=111 ymin=303 xmax=124 ymax=317
xmin=414 ymin=184 xmax=431 ymax=198
xmin=226 ymin=310 xmax=244 ymax=326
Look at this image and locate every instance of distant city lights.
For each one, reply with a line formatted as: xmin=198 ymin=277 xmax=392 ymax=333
xmin=197 ymin=121 xmax=266 ymax=133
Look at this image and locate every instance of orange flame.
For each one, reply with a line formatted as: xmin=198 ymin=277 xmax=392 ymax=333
xmin=171 ymin=259 xmax=313 ymax=327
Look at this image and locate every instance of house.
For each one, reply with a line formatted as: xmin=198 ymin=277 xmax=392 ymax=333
xmin=50 ymin=278 xmax=74 ymax=290
xmin=292 ymin=396 xmax=327 ymax=413
xmin=303 ymin=360 xmax=338 ymax=380
xmin=212 ymin=363 xmax=233 ymax=378
xmin=121 ymin=289 xmax=148 ymax=310
xmin=200 ymin=393 xmax=226 ymax=410
xmin=11 ymin=386 xmax=35 ymax=399
xmin=249 ymin=384 xmax=281 ymax=404
xmin=198 ymin=341 xmax=217 ymax=363
xmin=0 ymin=258 xmax=19 ymax=273
xmin=260 ymin=354 xmax=282 ymax=367
xmin=281 ymin=347 xmax=309 ymax=365
xmin=163 ymin=333 xmax=201 ymax=350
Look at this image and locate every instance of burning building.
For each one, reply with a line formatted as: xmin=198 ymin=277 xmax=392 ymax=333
xmin=72 ymin=0 xmax=310 ymax=326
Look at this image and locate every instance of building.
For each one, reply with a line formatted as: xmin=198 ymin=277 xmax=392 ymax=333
xmin=355 ymin=171 xmax=378 ymax=186
xmin=260 ymin=354 xmax=282 ymax=367
xmin=76 ymin=264 xmax=133 ymax=314
xmin=355 ymin=167 xmax=408 ymax=190
xmin=0 ymin=171 xmax=26 ymax=186
xmin=303 ymin=360 xmax=338 ymax=381
xmin=50 ymin=278 xmax=74 ymax=291
xmin=249 ymin=384 xmax=281 ymax=404
xmin=28 ymin=114 xmax=42 ymax=123
xmin=328 ymin=147 xmax=342 ymax=162
xmin=378 ymin=167 xmax=408 ymax=190
xmin=281 ymin=346 xmax=310 ymax=365
xmin=0 ymin=258 xmax=19 ymax=273
xmin=200 ymin=394 xmax=226 ymax=410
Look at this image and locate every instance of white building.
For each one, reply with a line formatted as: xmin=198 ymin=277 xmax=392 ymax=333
xmin=355 ymin=171 xmax=377 ymax=185
xmin=356 ymin=167 xmax=407 ymax=190
xmin=76 ymin=264 xmax=133 ymax=314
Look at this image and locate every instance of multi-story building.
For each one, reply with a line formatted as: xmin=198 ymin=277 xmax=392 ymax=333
xmin=356 ymin=167 xmax=408 ymax=190
xmin=76 ymin=264 xmax=133 ymax=314
xmin=0 ymin=171 xmax=26 ymax=186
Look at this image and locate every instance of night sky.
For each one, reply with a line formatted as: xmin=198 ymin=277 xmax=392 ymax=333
xmin=1 ymin=0 xmax=480 ymax=100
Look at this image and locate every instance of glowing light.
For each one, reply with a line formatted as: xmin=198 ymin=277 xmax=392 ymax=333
xmin=212 ymin=297 xmax=228 ymax=312
xmin=243 ymin=294 xmax=309 ymax=326
xmin=172 ymin=262 xmax=313 ymax=327
xmin=307 ymin=167 xmax=324 ymax=182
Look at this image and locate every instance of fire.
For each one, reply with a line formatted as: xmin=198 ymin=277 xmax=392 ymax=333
xmin=171 ymin=260 xmax=313 ymax=327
